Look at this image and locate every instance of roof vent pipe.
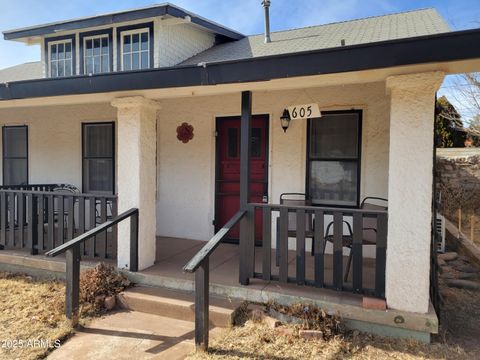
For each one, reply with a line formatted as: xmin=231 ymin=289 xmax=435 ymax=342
xmin=262 ymin=0 xmax=271 ymax=43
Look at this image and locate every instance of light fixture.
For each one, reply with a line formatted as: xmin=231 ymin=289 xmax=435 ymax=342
xmin=280 ymin=109 xmax=291 ymax=132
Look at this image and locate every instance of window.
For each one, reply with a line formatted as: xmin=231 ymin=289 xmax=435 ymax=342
xmin=121 ymin=29 xmax=150 ymax=71
xmin=82 ymin=123 xmax=114 ymax=194
xmin=3 ymin=126 xmax=28 ymax=186
xmin=307 ymin=111 xmax=362 ymax=207
xmin=84 ymin=35 xmax=110 ymax=74
xmin=49 ymin=40 xmax=73 ymax=77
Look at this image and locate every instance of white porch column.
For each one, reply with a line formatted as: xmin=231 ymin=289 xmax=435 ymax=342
xmin=385 ymin=72 xmax=444 ymax=313
xmin=111 ymin=96 xmax=160 ymax=271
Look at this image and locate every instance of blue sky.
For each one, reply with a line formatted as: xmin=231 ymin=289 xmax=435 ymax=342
xmin=0 ymin=0 xmax=478 ymax=117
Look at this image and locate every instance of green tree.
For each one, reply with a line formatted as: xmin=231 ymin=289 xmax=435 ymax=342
xmin=435 ymin=96 xmax=467 ymax=148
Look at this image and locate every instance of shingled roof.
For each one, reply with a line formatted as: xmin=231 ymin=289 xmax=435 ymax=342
xmin=182 ymin=8 xmax=450 ymax=65
xmin=0 ymin=61 xmax=42 ymax=83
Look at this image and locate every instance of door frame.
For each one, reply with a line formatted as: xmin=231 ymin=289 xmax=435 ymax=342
xmin=214 ymin=114 xmax=270 ymax=244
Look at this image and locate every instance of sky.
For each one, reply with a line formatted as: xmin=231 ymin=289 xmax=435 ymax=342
xmin=0 ymin=0 xmax=478 ymax=117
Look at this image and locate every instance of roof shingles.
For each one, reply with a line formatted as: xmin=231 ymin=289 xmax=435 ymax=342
xmin=182 ymin=8 xmax=450 ymax=65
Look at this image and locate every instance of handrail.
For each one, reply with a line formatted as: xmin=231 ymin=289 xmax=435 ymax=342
xmin=45 ymin=207 xmax=139 ymax=326
xmin=46 ymin=208 xmax=138 ymax=257
xmin=184 ymin=209 xmax=246 ymax=273
xmin=182 ymin=209 xmax=246 ymax=352
xmin=0 ymin=188 xmax=118 ymax=199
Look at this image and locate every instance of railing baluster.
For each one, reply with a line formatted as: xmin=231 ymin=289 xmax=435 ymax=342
xmin=333 ymin=212 xmax=343 ymax=291
xmin=67 ymin=196 xmax=74 ymax=241
xmin=98 ymin=198 xmax=107 ymax=259
xmin=110 ymin=198 xmax=118 ymax=259
xmin=89 ymin=197 xmax=96 ymax=257
xmin=296 ymin=209 xmax=306 ymax=285
xmin=262 ymin=207 xmax=271 ymax=281
xmin=18 ymin=193 xmax=25 ymax=248
xmin=58 ymin=195 xmax=65 ymax=245
xmin=314 ymin=210 xmax=324 ymax=287
xmin=78 ymin=197 xmax=85 ymax=256
xmin=8 ymin=193 xmax=15 ymax=247
xmin=352 ymin=212 xmax=363 ymax=292
xmin=27 ymin=194 xmax=39 ymax=255
xmin=279 ymin=207 xmax=288 ymax=283
xmin=130 ymin=209 xmax=139 ymax=272
xmin=375 ymin=213 xmax=388 ymax=298
xmin=47 ymin=195 xmax=54 ymax=251
xmin=0 ymin=192 xmax=6 ymax=248
xmin=38 ymin=195 xmax=44 ymax=252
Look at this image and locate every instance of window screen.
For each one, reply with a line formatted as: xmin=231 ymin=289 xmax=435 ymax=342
xmin=3 ymin=126 xmax=28 ymax=186
xmin=308 ymin=112 xmax=361 ymax=207
xmin=82 ymin=123 xmax=114 ymax=194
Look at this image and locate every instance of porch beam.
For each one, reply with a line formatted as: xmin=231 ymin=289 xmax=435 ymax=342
xmin=385 ymin=72 xmax=444 ymax=313
xmin=239 ymin=91 xmax=254 ymax=285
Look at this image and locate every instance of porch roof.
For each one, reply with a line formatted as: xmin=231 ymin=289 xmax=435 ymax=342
xmin=0 ymin=26 xmax=480 ymax=103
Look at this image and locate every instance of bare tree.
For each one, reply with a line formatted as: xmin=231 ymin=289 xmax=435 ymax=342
xmin=440 ymin=72 xmax=480 ymax=137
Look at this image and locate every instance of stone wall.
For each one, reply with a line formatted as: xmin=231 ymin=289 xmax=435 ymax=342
xmin=436 ymin=149 xmax=480 ymax=215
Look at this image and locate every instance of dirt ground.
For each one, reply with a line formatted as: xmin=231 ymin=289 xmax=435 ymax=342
xmin=187 ymin=281 xmax=480 ymax=360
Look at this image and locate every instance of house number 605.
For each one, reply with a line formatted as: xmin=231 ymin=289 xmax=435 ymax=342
xmin=287 ymin=103 xmax=321 ymax=120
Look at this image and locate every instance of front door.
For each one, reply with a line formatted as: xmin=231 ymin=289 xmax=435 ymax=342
xmin=215 ymin=115 xmax=269 ymax=242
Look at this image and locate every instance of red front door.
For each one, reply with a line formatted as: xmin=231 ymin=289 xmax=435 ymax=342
xmin=215 ymin=115 xmax=269 ymax=242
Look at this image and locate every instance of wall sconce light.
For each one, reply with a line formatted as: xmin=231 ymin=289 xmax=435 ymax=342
xmin=280 ymin=109 xmax=291 ymax=132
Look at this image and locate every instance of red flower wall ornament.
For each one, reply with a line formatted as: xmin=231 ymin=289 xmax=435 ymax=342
xmin=176 ymin=122 xmax=194 ymax=143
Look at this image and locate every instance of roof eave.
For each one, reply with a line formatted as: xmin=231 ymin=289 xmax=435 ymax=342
xmin=1 ymin=28 xmax=479 ymax=101
xmin=2 ymin=4 xmax=244 ymax=41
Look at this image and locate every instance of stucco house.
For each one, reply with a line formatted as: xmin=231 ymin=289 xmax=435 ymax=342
xmin=0 ymin=3 xmax=479 ymax=346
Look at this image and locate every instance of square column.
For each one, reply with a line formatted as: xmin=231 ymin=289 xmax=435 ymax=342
xmin=111 ymin=96 xmax=160 ymax=271
xmin=385 ymin=72 xmax=444 ymax=313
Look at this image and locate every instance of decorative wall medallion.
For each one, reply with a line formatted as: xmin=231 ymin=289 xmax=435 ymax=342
xmin=176 ymin=122 xmax=194 ymax=143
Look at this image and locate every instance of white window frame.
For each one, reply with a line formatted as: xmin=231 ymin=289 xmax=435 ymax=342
xmin=120 ymin=28 xmax=150 ymax=71
xmin=83 ymin=34 xmax=110 ymax=75
xmin=48 ymin=39 xmax=73 ymax=78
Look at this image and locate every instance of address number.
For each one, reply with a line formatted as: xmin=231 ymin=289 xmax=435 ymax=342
xmin=287 ymin=103 xmax=321 ymax=120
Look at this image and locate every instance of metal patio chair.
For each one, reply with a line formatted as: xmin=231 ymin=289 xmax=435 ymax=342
xmin=322 ymin=197 xmax=388 ymax=281
xmin=275 ymin=193 xmax=314 ymax=266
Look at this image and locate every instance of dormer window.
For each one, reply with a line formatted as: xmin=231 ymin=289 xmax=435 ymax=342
xmin=120 ymin=27 xmax=152 ymax=71
xmin=48 ymin=39 xmax=73 ymax=77
xmin=84 ymin=35 xmax=110 ymax=74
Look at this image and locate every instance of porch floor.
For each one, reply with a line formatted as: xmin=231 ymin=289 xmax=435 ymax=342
xmin=140 ymin=236 xmax=377 ymax=306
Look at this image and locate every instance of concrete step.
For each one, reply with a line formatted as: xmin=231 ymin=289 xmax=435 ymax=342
xmin=117 ymin=285 xmax=241 ymax=328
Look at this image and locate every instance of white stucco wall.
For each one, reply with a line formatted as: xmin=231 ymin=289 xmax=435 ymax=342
xmin=0 ymin=103 xmax=116 ymax=187
xmin=155 ymin=82 xmax=390 ymax=243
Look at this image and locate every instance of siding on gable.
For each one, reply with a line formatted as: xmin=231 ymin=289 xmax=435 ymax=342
xmin=156 ymin=22 xmax=216 ymax=68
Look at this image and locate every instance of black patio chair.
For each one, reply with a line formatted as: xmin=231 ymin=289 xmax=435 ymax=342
xmin=322 ymin=197 xmax=388 ymax=281
xmin=275 ymin=193 xmax=314 ymax=266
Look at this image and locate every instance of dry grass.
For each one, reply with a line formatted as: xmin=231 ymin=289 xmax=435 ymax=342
xmin=0 ymin=272 xmax=70 ymax=360
xmin=187 ymin=282 xmax=480 ymax=360
xmin=187 ymin=321 xmax=470 ymax=360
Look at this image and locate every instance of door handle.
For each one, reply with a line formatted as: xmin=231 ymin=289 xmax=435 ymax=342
xmin=262 ymin=195 xmax=268 ymax=203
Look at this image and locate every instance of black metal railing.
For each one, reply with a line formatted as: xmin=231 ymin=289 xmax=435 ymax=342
xmin=249 ymin=203 xmax=388 ymax=298
xmin=0 ymin=188 xmax=118 ymax=260
xmin=46 ymin=208 xmax=139 ymax=325
xmin=183 ymin=210 xmax=246 ymax=351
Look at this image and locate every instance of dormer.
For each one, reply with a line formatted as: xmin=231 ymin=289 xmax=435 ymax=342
xmin=2 ymin=3 xmax=243 ymax=78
